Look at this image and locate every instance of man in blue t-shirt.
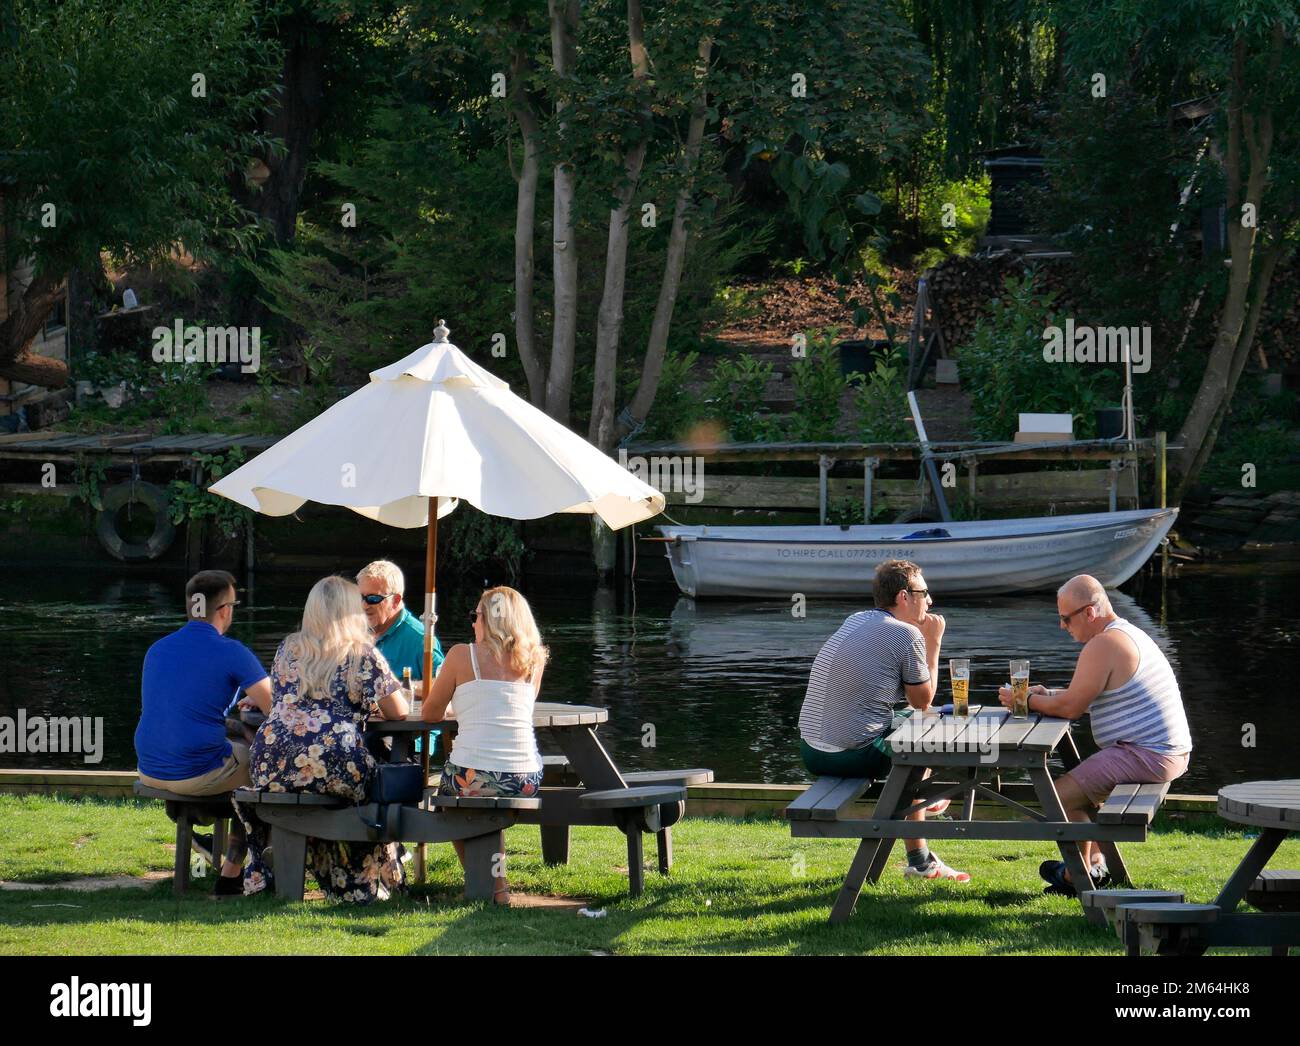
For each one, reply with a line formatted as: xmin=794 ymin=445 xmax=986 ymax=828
xmin=135 ymin=570 xmax=270 ymax=894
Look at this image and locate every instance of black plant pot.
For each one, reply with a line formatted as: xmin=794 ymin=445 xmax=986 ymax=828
xmin=1095 ymin=407 xmax=1125 ymax=440
xmin=838 ymin=339 xmax=891 ymax=381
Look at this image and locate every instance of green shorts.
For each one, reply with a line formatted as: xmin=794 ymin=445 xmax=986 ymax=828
xmin=799 ymin=734 xmax=893 ymax=780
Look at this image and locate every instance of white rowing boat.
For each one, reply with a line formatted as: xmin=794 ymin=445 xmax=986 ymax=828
xmin=657 ymin=507 xmax=1177 ymax=598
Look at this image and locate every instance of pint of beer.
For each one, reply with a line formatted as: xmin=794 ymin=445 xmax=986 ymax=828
xmin=949 ymin=659 xmax=971 ymax=718
xmin=1009 ymin=659 xmax=1030 ymax=719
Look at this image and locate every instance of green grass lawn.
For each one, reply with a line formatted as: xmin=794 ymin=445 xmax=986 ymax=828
xmin=1 ymin=795 xmax=1295 ymax=956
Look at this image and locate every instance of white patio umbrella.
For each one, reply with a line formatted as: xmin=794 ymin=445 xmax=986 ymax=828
xmin=209 ymin=321 xmax=664 ymax=683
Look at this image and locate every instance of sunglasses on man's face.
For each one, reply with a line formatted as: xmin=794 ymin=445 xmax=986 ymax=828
xmin=361 ymin=593 xmax=392 ymax=606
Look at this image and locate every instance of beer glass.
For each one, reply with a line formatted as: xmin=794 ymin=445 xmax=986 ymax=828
xmin=949 ymin=659 xmax=970 ymax=718
xmin=1009 ymin=659 xmax=1030 ymax=719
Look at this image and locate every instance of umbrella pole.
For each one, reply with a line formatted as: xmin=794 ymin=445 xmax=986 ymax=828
xmin=416 ymin=499 xmax=437 ymax=886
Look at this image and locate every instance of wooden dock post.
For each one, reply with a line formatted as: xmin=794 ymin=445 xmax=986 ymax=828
xmin=863 ymin=457 xmax=879 ymax=523
xmin=1156 ymin=431 xmax=1167 ymax=509
xmin=818 ymin=455 xmax=831 ymax=524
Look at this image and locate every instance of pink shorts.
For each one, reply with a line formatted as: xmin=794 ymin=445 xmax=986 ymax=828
xmin=1064 ymin=741 xmax=1190 ymax=806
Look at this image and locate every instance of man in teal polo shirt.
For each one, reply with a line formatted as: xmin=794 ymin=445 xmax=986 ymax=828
xmin=357 ymin=559 xmax=444 ymax=680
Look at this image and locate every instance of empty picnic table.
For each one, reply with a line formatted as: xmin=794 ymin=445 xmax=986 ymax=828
xmin=788 ymin=706 xmax=1166 ymax=925
xmin=1114 ymin=780 xmax=1300 ymax=956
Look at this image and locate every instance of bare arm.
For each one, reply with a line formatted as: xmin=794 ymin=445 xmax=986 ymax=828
xmin=238 ymin=677 xmax=272 ymax=716
xmin=1001 ymin=633 xmax=1125 ymax=719
xmin=905 ymin=614 xmax=944 ymax=709
xmin=377 ymin=685 xmax=408 ymax=721
xmin=421 ymin=644 xmax=466 ymax=722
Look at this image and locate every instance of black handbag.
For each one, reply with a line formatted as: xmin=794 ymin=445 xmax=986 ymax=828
xmin=367 ymin=762 xmax=426 ymax=805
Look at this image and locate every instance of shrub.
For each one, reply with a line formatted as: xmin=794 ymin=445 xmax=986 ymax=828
xmin=958 ymin=274 xmax=1118 ymax=441
xmin=638 ymin=350 xmax=704 ymax=441
xmin=704 ymin=354 xmax=778 ymax=442
xmin=853 ymin=344 xmax=911 ymax=442
xmin=787 ymin=331 xmax=846 ymax=441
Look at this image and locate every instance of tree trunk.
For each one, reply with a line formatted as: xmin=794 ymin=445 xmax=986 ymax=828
xmin=252 ymin=18 xmax=328 ymax=248
xmin=0 ymin=269 xmax=68 ymax=386
xmin=544 ymin=0 xmax=580 ymax=424
xmin=231 ymin=13 xmax=329 ymax=333
xmin=619 ymin=34 xmax=714 ymax=437
xmin=1172 ymin=32 xmax=1275 ymax=498
xmin=1183 ymin=237 xmax=1287 ymax=496
xmin=510 ymin=41 xmax=546 ymax=407
xmin=589 ymin=0 xmax=651 ymax=452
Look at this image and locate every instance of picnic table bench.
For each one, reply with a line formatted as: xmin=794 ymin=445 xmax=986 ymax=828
xmin=1110 ymin=779 xmax=1300 ymax=955
xmin=787 ymin=706 xmax=1171 ymax=925
xmin=132 ymin=782 xmax=237 ymax=897
xmin=239 ymin=701 xmax=708 ymax=899
xmin=233 ymin=787 xmax=539 ymax=901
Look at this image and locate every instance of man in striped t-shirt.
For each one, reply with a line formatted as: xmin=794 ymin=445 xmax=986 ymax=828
xmin=798 ymin=559 xmax=970 ymax=882
xmin=997 ymin=574 xmax=1191 ymax=895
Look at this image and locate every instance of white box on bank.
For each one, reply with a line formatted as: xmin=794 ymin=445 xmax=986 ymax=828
xmin=1014 ymin=412 xmax=1073 ymax=443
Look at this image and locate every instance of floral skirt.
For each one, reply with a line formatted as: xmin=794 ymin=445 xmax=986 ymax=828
xmin=438 ymin=761 xmax=542 ymax=798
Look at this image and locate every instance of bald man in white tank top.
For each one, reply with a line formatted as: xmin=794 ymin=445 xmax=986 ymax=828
xmin=998 ymin=575 xmax=1191 ymax=895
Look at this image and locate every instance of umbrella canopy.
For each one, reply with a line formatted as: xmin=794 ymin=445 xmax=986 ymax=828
xmin=209 ymin=322 xmax=665 ymax=530
xmin=209 ymin=322 xmax=664 ymax=692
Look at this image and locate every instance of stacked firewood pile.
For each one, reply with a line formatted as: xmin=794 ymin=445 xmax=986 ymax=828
xmin=923 ymin=253 xmax=1081 ymax=353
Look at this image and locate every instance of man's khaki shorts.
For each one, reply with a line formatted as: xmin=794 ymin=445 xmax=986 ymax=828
xmin=138 ymin=742 xmax=251 ymax=795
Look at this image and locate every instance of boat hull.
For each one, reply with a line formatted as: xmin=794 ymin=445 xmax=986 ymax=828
xmin=658 ymin=508 xmax=1178 ymax=598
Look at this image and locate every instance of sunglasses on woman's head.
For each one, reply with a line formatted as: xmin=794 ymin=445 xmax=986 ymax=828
xmin=468 ymin=610 xmax=480 ymax=625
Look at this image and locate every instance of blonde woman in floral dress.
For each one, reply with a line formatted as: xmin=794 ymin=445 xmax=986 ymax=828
xmin=234 ymin=575 xmax=409 ymax=902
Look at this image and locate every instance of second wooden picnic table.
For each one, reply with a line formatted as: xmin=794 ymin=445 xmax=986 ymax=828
xmin=789 ymin=706 xmax=1159 ymax=924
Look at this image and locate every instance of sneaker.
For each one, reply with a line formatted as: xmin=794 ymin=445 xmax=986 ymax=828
xmin=1039 ymin=859 xmax=1110 ymax=896
xmin=904 ymin=855 xmax=971 ymax=882
xmin=190 ymin=832 xmax=215 ymax=865
xmin=213 ymin=873 xmax=244 ymax=897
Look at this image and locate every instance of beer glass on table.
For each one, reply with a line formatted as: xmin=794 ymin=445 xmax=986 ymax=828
xmin=949 ymin=659 xmax=970 ymax=718
xmin=1009 ymin=659 xmax=1030 ymax=719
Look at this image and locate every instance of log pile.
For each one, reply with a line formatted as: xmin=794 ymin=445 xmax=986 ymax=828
xmin=923 ymin=254 xmax=1081 ymax=353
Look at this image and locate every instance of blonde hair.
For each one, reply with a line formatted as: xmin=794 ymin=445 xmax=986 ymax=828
xmin=356 ymin=559 xmax=405 ymax=597
xmin=286 ymin=576 xmax=374 ymax=701
xmin=477 ymin=586 xmax=548 ymax=678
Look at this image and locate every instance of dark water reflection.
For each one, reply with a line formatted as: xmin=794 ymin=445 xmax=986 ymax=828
xmin=0 ymin=564 xmax=1296 ymax=794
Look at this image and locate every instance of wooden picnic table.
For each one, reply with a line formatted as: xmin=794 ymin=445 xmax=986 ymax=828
xmin=790 ymin=706 xmax=1158 ymax=924
xmin=1110 ymin=780 xmax=1300 ymax=955
xmin=240 ymin=700 xmax=695 ymax=897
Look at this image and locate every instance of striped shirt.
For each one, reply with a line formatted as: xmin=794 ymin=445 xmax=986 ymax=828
xmin=1089 ymin=619 xmax=1191 ymax=756
xmin=799 ymin=609 xmax=929 ymax=751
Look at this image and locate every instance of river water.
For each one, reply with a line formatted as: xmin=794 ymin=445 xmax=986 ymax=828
xmin=0 ymin=563 xmax=1294 ymax=793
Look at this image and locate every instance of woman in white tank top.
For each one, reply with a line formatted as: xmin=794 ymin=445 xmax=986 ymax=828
xmin=420 ymin=586 xmax=548 ymax=903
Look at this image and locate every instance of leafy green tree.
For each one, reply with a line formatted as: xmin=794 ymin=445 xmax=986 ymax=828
xmin=1058 ymin=0 xmax=1300 ymax=496
xmin=0 ymin=0 xmax=280 ymax=385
